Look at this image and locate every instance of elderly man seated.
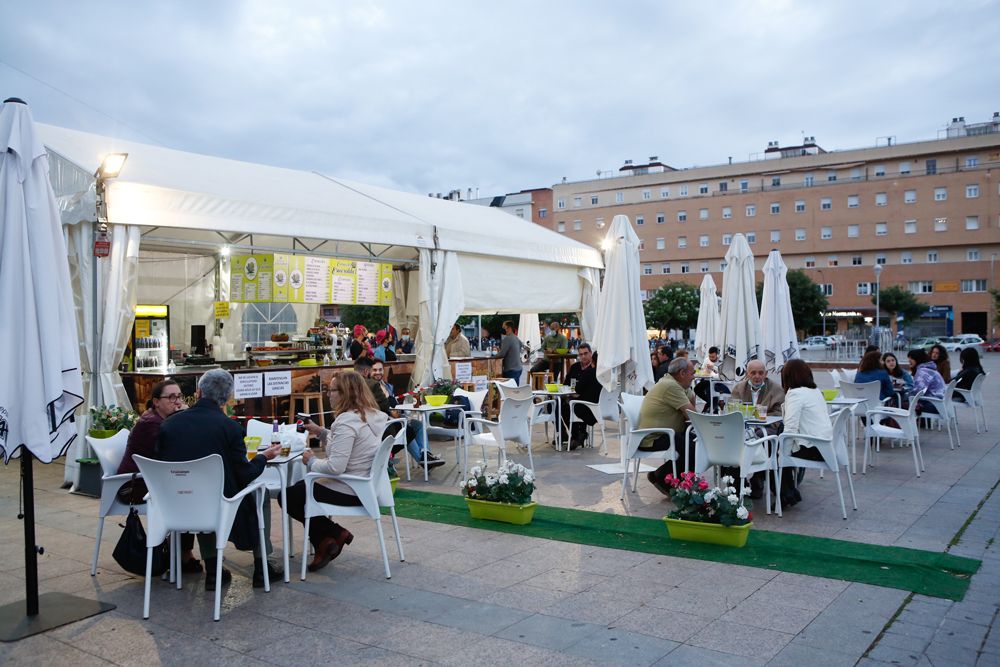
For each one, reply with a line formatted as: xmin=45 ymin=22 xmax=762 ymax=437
xmin=638 ymin=357 xmax=697 ymax=496
xmin=729 ymin=358 xmax=785 ymax=498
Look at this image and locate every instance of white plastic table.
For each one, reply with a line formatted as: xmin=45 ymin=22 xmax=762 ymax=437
xmin=826 ymin=397 xmax=866 ymax=473
xmin=396 ymin=403 xmax=461 ymax=481
xmin=532 ymin=387 xmax=575 ymax=450
xmin=264 ymin=450 xmax=303 ymax=582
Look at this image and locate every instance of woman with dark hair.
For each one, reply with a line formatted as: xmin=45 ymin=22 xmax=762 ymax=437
xmin=854 ymin=351 xmax=895 ymax=400
xmin=778 ymin=359 xmax=833 ymax=507
xmin=882 ymin=353 xmax=913 ymax=390
xmin=283 ymin=371 xmax=388 ymax=572
xmin=952 ymin=347 xmax=985 ymax=403
xmin=908 ymin=348 xmax=945 ymax=414
xmin=929 ymin=344 xmax=952 ymax=383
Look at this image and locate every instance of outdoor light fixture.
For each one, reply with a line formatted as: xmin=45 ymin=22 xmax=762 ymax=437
xmin=96 ymin=152 xmax=128 ymax=179
xmin=600 ymin=238 xmax=614 ymax=251
xmin=220 ymin=245 xmax=231 ymax=257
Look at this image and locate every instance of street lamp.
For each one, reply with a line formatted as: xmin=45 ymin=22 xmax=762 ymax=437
xmin=873 ymin=263 xmax=883 ymax=344
xmin=816 ymin=268 xmax=827 ymax=336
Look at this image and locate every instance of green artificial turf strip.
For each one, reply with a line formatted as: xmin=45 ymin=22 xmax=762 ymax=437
xmin=388 ymin=488 xmax=980 ymax=601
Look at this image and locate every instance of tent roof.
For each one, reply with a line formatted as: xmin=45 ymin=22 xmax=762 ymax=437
xmin=37 ymin=123 xmax=602 ymax=269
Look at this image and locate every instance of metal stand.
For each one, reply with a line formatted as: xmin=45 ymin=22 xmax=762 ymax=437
xmin=0 ymin=454 xmax=115 ymax=642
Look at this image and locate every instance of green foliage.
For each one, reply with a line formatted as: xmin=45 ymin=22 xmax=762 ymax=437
xmin=755 ymin=270 xmax=828 ymax=334
xmin=872 ymin=286 xmax=928 ymax=323
xmin=663 ymin=471 xmax=752 ymax=526
xmin=461 ymin=461 xmax=535 ymax=505
xmin=89 ymin=405 xmax=139 ymax=431
xmin=991 ymin=289 xmax=1000 ymax=325
xmin=339 ymin=305 xmax=390 ymax=332
xmin=644 ymin=282 xmax=700 ymax=332
xmin=456 ymin=314 xmax=516 ymax=338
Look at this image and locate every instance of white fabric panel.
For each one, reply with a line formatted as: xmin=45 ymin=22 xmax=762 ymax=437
xmin=97 ymin=225 xmax=140 ymax=410
xmin=389 ymin=268 xmax=419 ymax=339
xmin=458 ymin=254 xmax=584 ymax=315
xmin=719 ymin=233 xmax=762 ymax=380
xmin=694 ymin=274 xmax=722 ymax=362
xmin=412 ymin=249 xmax=465 ymax=387
xmin=760 ymin=250 xmax=800 ymax=373
xmin=63 ymin=222 xmax=94 ymax=483
xmin=518 ymin=314 xmax=542 ymax=362
xmin=578 ymin=267 xmax=601 ymax=344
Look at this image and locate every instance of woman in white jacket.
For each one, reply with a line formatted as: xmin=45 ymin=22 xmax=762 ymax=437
xmin=779 ymin=359 xmax=832 ymax=507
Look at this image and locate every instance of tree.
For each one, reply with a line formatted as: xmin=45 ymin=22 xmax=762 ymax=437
xmin=338 ymin=305 xmax=390 ymax=332
xmin=644 ymin=282 xmax=700 ymax=333
xmin=872 ymin=286 xmax=928 ymax=333
xmin=991 ymin=289 xmax=1000 ymax=327
xmin=755 ymin=270 xmax=828 ymax=335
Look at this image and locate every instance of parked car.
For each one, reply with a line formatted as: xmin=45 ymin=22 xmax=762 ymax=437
xmin=800 ymin=336 xmax=830 ymax=351
xmin=941 ymin=334 xmax=986 ymax=353
xmin=985 ymin=339 xmax=1000 ymax=352
xmin=911 ymin=336 xmax=943 ymax=350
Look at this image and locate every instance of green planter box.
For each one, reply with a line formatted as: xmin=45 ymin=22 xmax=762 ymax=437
xmin=664 ymin=517 xmax=752 ymax=548
xmin=390 ymin=477 xmax=399 ymax=494
xmin=74 ymin=458 xmax=102 ymax=498
xmin=88 ymin=429 xmax=118 ymax=439
xmin=465 ymin=498 xmax=537 ymax=525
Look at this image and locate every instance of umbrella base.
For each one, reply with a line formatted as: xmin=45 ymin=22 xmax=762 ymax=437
xmin=0 ymin=593 xmax=115 ymax=642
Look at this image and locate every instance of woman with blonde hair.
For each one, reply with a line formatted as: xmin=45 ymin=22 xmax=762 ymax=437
xmin=280 ymin=371 xmax=388 ymax=572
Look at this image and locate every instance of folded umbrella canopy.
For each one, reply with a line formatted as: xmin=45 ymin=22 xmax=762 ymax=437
xmin=592 ymin=215 xmax=654 ymax=394
xmin=719 ymin=233 xmax=762 ymax=380
xmin=693 ymin=273 xmax=722 ymax=362
xmin=760 ymin=249 xmax=800 ymax=373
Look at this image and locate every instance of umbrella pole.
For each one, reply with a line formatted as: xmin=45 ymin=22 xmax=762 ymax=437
xmin=22 ymin=454 xmax=39 ymax=616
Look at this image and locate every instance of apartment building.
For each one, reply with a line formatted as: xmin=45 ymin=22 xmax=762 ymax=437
xmin=545 ymin=115 xmax=1000 ymax=338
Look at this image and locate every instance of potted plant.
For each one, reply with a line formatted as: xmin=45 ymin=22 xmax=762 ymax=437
xmin=88 ymin=405 xmax=139 ymax=438
xmin=662 ymin=472 xmax=753 ymax=547
xmin=424 ymin=378 xmax=460 ymax=423
xmin=460 ymin=461 xmax=537 ymax=525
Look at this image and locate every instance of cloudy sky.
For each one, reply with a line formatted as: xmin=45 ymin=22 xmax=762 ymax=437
xmin=2 ymin=1 xmax=998 ymax=197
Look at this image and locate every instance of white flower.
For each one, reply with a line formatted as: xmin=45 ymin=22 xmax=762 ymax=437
xmin=736 ymin=506 xmax=749 ymax=520
xmin=727 ymin=494 xmax=739 ymax=504
xmin=704 ymin=491 xmax=715 ymax=503
xmin=467 ymin=478 xmax=477 ymax=488
xmin=726 ymin=486 xmax=737 ymax=495
xmin=524 ymin=472 xmax=534 ymax=483
xmin=459 ymin=481 xmax=467 ymax=488
xmin=485 ymin=474 xmax=496 ymax=486
xmin=721 ymin=475 xmax=734 ymax=484
xmin=499 ymin=474 xmax=510 ymax=485
xmin=471 ymin=466 xmax=482 ymax=477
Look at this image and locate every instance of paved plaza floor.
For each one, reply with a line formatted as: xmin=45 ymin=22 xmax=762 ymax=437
xmin=1 ymin=355 xmax=998 ymax=665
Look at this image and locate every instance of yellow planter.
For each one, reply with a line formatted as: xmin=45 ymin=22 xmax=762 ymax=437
xmin=390 ymin=477 xmax=399 ymax=494
xmin=465 ymin=498 xmax=537 ymax=525
xmin=664 ymin=517 xmax=752 ymax=548
xmin=88 ymin=429 xmax=118 ymax=439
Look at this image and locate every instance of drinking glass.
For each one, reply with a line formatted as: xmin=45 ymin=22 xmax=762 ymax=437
xmin=569 ymin=378 xmax=577 ymax=391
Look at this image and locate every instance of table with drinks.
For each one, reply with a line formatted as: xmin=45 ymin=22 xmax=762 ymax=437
xmin=532 ymin=383 xmax=576 ymax=451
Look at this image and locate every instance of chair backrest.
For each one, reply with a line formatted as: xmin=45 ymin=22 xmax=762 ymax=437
xmin=246 ymin=418 xmax=273 ymax=441
xmin=840 ymin=380 xmax=880 ymax=408
xmin=828 ymin=370 xmax=841 ymax=388
xmin=497 ymin=397 xmax=533 ymax=445
xmin=688 ymin=411 xmax=747 ymax=469
xmin=619 ymin=393 xmax=643 ymax=431
xmin=598 ymin=387 xmax=621 ymax=421
xmin=499 ymin=383 xmax=533 ymax=400
xmin=87 ymin=429 xmax=131 ymax=477
xmin=455 ymin=388 xmax=489 ymax=413
xmin=134 ymin=454 xmax=224 ymax=534
xmin=829 ymin=408 xmax=852 ymax=466
xmin=837 ymin=368 xmax=854 ymax=382
xmin=370 ymin=435 xmax=397 ymax=506
xmin=969 ymin=373 xmax=987 ymax=403
xmin=941 ymin=378 xmax=958 ymax=404
xmin=383 ymin=417 xmax=408 ymax=445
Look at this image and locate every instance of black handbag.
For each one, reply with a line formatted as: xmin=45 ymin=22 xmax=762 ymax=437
xmin=113 ymin=506 xmax=169 ymax=576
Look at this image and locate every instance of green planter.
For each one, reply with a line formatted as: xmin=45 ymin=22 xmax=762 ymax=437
xmin=465 ymin=498 xmax=537 ymax=525
xmin=390 ymin=477 xmax=399 ymax=494
xmin=74 ymin=458 xmax=102 ymax=498
xmin=664 ymin=517 xmax=752 ymax=548
xmin=88 ymin=429 xmax=118 ymax=439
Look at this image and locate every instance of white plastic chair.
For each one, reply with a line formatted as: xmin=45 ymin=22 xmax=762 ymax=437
xmin=776 ymin=408 xmax=856 ymax=519
xmin=922 ymin=379 xmax=961 ymax=450
xmin=134 ymin=454 xmax=269 ymax=622
xmin=86 ymin=429 xmax=137 ymax=576
xmin=463 ymin=396 xmax=535 ymax=479
xmin=827 ymin=370 xmax=841 ymax=389
xmin=381 ymin=416 xmax=413 ymax=481
xmin=953 ymin=373 xmax=987 ymax=434
xmin=618 ymin=393 xmax=677 ymax=500
xmin=569 ymin=386 xmax=622 ymax=454
xmin=300 ymin=435 xmax=405 ymax=580
xmin=838 ymin=380 xmax=889 ymax=473
xmin=425 ymin=388 xmax=488 ymax=460
xmin=687 ymin=411 xmax=776 ymax=513
xmin=864 ymin=389 xmax=925 ymax=477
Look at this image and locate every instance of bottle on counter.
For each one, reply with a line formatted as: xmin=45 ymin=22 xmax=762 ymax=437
xmin=271 ymin=419 xmax=281 ymax=452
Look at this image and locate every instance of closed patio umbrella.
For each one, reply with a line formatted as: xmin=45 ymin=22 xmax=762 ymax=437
xmin=760 ymin=249 xmax=799 ymax=373
xmin=693 ymin=273 xmax=722 ymax=362
xmin=719 ymin=233 xmax=762 ymax=380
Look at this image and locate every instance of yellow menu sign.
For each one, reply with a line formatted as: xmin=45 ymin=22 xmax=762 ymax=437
xmin=214 ymin=301 xmax=231 ymax=319
xmin=230 ymin=253 xmax=392 ymax=305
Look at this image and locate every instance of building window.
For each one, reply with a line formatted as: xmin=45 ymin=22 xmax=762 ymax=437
xmin=962 ymin=279 xmax=987 ymax=293
xmin=805 ymin=256 xmax=816 ymax=268
xmin=656 ymin=238 xmax=665 ymax=250
xmin=615 ymin=192 xmax=624 ymax=204
xmin=820 ymin=197 xmax=832 ymax=210
xmin=699 ymin=183 xmax=709 ymax=194
xmin=847 ymin=195 xmax=859 ymax=208
xmin=851 ymin=168 xmax=862 ymax=181
xmin=720 ymin=260 xmax=728 ymax=271
xmin=821 ymin=226 xmax=832 ymax=239
xmin=595 ymin=217 xmax=604 ymax=228
xmin=876 ymin=254 xmax=886 ymax=265
xmin=681 ymin=262 xmax=690 ymax=274
xmin=857 ymin=283 xmax=872 ymax=296
xmin=746 ymin=231 xmax=757 ymax=244
xmin=557 ymin=198 xmax=565 ymax=209
xmin=591 ymin=195 xmax=599 ymax=205
xmin=572 ymin=220 xmax=582 ymax=231
xmin=678 ymin=236 xmax=687 ymax=249
xmin=242 ymin=302 xmax=298 ymax=346
xmin=661 ymin=263 xmax=671 ymax=274
xmin=699 ymin=235 xmax=709 ymax=248
xmin=900 ymin=161 xmax=911 ymax=175
xmin=904 ymin=220 xmax=917 ymax=234
xmin=795 ymin=228 xmax=806 ymax=241
xmin=910 ymin=281 xmax=933 ymax=294
xmin=740 ymin=179 xmax=749 ymax=192
xmin=966 ymin=184 xmax=980 ymax=198
xmin=636 ymin=215 xmax=645 ymax=225
xmin=679 ymin=185 xmax=689 ymax=196
xmin=875 ymin=192 xmax=887 ymax=206
xmin=904 ymin=190 xmax=916 ymax=204
xmin=656 ymin=213 xmax=665 ymax=224
xmin=699 ymin=208 xmax=709 ymax=220
xmin=557 ymin=221 xmax=565 ymax=232
xmin=926 ymin=159 xmax=937 ymax=175
xmin=828 ymin=256 xmax=839 ymax=267
xmin=795 ymin=200 xmax=805 ymax=213
xmin=820 ymin=283 xmax=833 ymax=296
xmin=966 ymin=216 xmax=980 ymax=230
xmin=968 ymin=248 xmax=980 ymax=261
xmin=722 ymin=233 xmax=733 ymax=246
xmin=771 ymin=176 xmax=781 ymax=187
xmin=719 ymin=182 xmax=728 ymax=192
xmin=660 ymin=187 xmax=669 ymax=199
xmin=874 ymin=165 xmax=886 ymax=177
xmin=722 ymin=206 xmax=732 ymax=219
xmin=827 ymin=171 xmax=837 ymax=182
xmin=804 ymin=174 xmax=814 ymax=187
xmin=927 ymin=250 xmax=939 ymax=263
xmin=966 ymin=156 xmax=979 ymax=167
xmin=852 ymin=256 xmax=863 ymax=266
xmin=640 ymin=290 xmax=648 ymax=301
xmin=746 ymin=204 xmax=756 ymax=217
xmin=901 ymin=251 xmax=912 ymax=264
xmin=934 ymin=218 xmax=948 ymax=232
xmin=700 ymin=262 xmax=710 ymax=273
xmin=642 ymin=189 xmax=652 ymax=200
xmin=770 ymin=202 xmax=780 ymax=214
xmin=538 ymin=208 xmax=547 ymax=219
xmin=643 ymin=263 xmax=652 ymax=275
xmin=678 ymin=210 xmax=687 ymax=222
xmin=770 ymin=230 xmax=781 ymax=243
xmin=573 ymin=196 xmax=582 ymax=208
xmin=638 ymin=239 xmax=645 ymax=250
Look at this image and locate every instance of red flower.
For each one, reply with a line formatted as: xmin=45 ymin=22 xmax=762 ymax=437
xmin=747 ymin=512 xmax=753 ymax=520
xmin=680 ymin=480 xmax=693 ymax=490
xmin=697 ymin=480 xmax=709 ymax=490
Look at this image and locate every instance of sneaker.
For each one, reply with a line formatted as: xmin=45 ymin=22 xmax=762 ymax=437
xmin=423 ymin=453 xmax=446 ymax=469
xmin=204 ymin=566 xmax=232 ymax=591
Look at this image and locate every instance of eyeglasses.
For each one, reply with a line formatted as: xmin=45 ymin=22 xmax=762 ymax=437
xmin=159 ymin=393 xmax=184 ymax=401
xmin=329 ymin=387 xmax=341 ymax=393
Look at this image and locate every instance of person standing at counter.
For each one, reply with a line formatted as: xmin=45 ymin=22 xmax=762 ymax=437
xmin=398 ymin=327 xmax=414 ymax=354
xmin=373 ymin=330 xmax=397 ymax=362
xmin=499 ymin=320 xmax=525 ymax=382
xmin=349 ymin=324 xmax=373 ymax=360
xmin=530 ymin=321 xmax=569 ymax=381
xmin=445 ymin=323 xmax=471 ymax=358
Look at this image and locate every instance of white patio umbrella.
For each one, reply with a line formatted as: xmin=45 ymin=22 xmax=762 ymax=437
xmin=592 ymin=215 xmax=654 ymax=394
xmin=760 ymin=249 xmax=800 ymax=373
xmin=693 ymin=273 xmax=722 ymax=362
xmin=518 ymin=313 xmax=542 ymax=363
xmin=719 ymin=233 xmax=762 ymax=380
xmin=0 ymin=98 xmax=109 ymax=639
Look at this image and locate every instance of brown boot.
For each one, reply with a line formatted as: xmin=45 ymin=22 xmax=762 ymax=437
xmin=307 ymin=529 xmax=354 ymax=572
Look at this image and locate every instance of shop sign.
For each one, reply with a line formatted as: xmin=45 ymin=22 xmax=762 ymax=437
xmin=93 ymin=228 xmax=111 ymax=257
xmin=234 ymin=373 xmax=263 ymax=399
xmin=935 ymin=282 xmax=959 ymax=292
xmin=214 ymin=301 xmax=230 ymax=319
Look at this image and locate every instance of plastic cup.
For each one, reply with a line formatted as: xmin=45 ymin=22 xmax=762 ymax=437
xmin=245 ymin=436 xmax=261 ymax=461
xmin=757 ymin=406 xmax=768 ymax=419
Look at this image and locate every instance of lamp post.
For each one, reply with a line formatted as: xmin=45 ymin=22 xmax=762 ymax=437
xmin=816 ymin=268 xmax=827 ymax=337
xmin=873 ymin=263 xmax=883 ymax=345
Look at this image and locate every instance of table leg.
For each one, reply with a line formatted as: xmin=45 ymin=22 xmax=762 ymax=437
xmin=556 ymin=399 xmax=563 ymax=451
xmin=421 ymin=413 xmax=430 ymax=482
xmin=279 ymin=465 xmax=290 ymax=583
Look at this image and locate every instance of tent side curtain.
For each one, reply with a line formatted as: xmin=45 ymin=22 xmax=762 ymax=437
xmin=457 ymin=254 xmax=586 ymax=315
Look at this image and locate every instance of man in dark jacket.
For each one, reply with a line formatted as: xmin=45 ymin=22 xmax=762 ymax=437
xmin=562 ymin=343 xmax=602 ymax=449
xmin=156 ymin=369 xmax=280 ymax=590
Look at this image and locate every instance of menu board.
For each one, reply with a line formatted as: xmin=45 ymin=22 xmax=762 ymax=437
xmin=230 ymin=253 xmax=393 ymax=305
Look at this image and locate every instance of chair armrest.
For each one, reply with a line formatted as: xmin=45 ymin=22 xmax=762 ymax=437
xmin=465 ymin=417 xmax=499 ymax=429
xmin=631 ymin=427 xmax=675 ymax=438
xmin=569 ymin=400 xmax=599 ymax=409
xmin=952 ymin=389 xmax=972 ymax=401
xmin=532 ymin=399 xmax=556 ymax=409
xmin=777 ymin=432 xmax=829 ymax=446
xmin=746 ymin=434 xmax=777 ymax=448
xmin=868 ymin=406 xmax=907 ymax=418
xmin=225 ymin=478 xmax=267 ymax=503
xmin=101 ymin=472 xmax=139 ymax=484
